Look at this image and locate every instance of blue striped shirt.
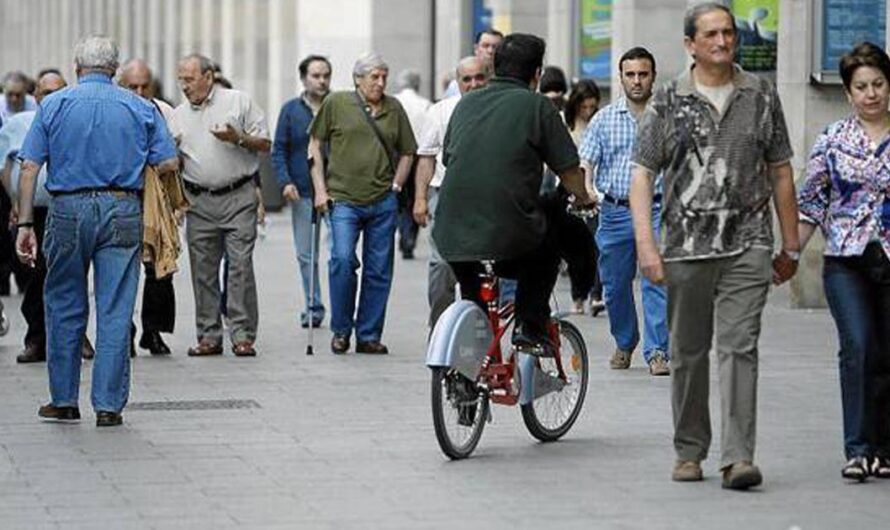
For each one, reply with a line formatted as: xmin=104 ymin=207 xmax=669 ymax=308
xmin=20 ymin=73 xmax=176 ymax=192
xmin=578 ymin=97 xmax=661 ymax=200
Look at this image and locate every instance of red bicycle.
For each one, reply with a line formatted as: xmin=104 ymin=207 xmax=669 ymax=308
xmin=426 ymin=262 xmax=589 ymax=459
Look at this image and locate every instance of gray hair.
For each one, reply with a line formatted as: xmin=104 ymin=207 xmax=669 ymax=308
xmin=456 ymin=56 xmax=485 ymax=77
xmin=74 ymin=35 xmax=119 ymax=73
xmin=179 ymin=53 xmax=216 ymax=74
xmin=2 ymin=70 xmax=28 ymax=89
xmin=684 ymin=2 xmax=735 ymax=39
xmin=353 ymin=52 xmax=389 ymax=80
xmin=396 ymin=69 xmax=421 ymax=91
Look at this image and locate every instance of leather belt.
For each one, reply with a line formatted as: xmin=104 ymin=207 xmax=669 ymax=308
xmin=602 ymin=193 xmax=662 ymax=207
xmin=183 ymin=175 xmax=253 ymax=196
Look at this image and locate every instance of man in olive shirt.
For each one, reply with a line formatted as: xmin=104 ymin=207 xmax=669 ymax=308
xmin=309 ymin=52 xmax=416 ymax=355
xmin=434 ymin=33 xmax=594 ymax=354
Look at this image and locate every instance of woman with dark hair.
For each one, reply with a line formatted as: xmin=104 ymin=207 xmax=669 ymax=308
xmin=797 ymin=41 xmax=890 ymax=482
xmin=563 ymin=79 xmax=605 ymax=315
xmin=539 ymin=65 xmax=568 ymax=111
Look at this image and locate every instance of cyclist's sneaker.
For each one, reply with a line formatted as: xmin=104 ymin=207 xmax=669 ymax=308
xmin=512 ymin=327 xmax=555 ymax=358
xmin=842 ymin=456 xmax=870 ymax=482
xmin=871 ymin=456 xmax=890 ymax=479
xmin=458 ymin=403 xmax=478 ymax=427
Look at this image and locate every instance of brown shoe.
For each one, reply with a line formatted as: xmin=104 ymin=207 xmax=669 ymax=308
xmin=38 ymin=403 xmax=81 ymax=422
xmin=232 ymin=341 xmax=257 ymax=357
xmin=187 ymin=339 xmax=223 ymax=357
xmin=648 ymin=352 xmax=670 ymax=376
xmin=356 ymin=341 xmax=388 ymax=354
xmin=722 ymin=461 xmax=762 ymax=490
xmin=609 ymin=348 xmax=632 ymax=369
xmin=331 ymin=335 xmax=350 ymax=355
xmin=672 ymin=460 xmax=703 ymax=482
xmin=17 ymin=343 xmax=46 ymax=363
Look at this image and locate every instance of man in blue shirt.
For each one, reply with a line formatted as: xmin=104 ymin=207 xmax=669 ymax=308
xmin=15 ymin=36 xmax=178 ymax=427
xmin=271 ymin=55 xmax=331 ymax=329
xmin=579 ymin=47 xmax=669 ymax=376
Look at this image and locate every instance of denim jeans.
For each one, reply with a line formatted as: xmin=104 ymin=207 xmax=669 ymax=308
xmin=44 ymin=192 xmax=141 ymax=413
xmin=328 ymin=193 xmax=397 ymax=342
xmin=823 ymin=243 xmax=890 ymax=459
xmin=290 ymin=197 xmax=325 ymax=325
xmin=595 ymin=201 xmax=668 ymax=362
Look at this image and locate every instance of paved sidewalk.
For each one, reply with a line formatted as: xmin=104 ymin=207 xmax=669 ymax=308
xmin=0 ymin=211 xmax=886 ymax=529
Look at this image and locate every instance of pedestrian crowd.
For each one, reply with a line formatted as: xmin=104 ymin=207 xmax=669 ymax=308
xmin=0 ymin=0 xmax=886 ymax=489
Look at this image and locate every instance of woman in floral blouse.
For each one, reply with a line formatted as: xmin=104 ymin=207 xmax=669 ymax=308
xmin=798 ymin=42 xmax=890 ymax=482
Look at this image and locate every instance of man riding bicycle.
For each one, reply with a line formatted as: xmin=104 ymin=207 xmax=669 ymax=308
xmin=433 ymin=33 xmax=595 ymax=356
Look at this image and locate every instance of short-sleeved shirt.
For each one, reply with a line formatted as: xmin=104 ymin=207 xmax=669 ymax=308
xmin=433 ymin=77 xmax=580 ymax=261
xmin=0 ymin=111 xmax=50 ymax=206
xmin=579 ymin=97 xmax=662 ymax=200
xmin=633 ymin=65 xmax=793 ymax=261
xmin=310 ymin=90 xmax=417 ymax=205
xmin=170 ymin=86 xmax=270 ymax=188
xmin=19 ymin=73 xmax=176 ymax=192
xmin=416 ymin=95 xmax=461 ymax=188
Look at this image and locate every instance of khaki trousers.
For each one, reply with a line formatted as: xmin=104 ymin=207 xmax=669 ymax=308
xmin=185 ymin=183 xmax=259 ymax=344
xmin=664 ymin=248 xmax=771 ymax=468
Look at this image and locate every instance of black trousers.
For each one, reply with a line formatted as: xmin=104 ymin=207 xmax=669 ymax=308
xmin=449 ymin=192 xmax=571 ymax=338
xmin=21 ymin=207 xmax=48 ymax=347
xmin=566 ymin=213 xmax=602 ymax=302
xmin=140 ymin=264 xmax=175 ymax=333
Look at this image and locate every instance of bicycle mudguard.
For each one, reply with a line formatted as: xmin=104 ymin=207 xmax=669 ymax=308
xmin=426 ymin=300 xmax=492 ymax=380
xmin=518 ymin=353 xmax=567 ymax=405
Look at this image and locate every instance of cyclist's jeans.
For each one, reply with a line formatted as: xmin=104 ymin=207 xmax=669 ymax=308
xmin=450 ymin=248 xmax=559 ymax=341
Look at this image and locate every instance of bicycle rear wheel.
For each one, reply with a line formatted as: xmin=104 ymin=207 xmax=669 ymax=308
xmin=431 ymin=367 xmax=489 ymax=459
xmin=521 ymin=319 xmax=588 ymax=442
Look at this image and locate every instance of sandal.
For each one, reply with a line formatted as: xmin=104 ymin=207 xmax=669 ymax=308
xmin=871 ymin=456 xmax=890 ymax=479
xmin=842 ymin=456 xmax=870 ymax=482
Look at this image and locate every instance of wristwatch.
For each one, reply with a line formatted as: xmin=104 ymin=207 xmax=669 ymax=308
xmin=782 ymin=249 xmax=801 ymax=261
xmin=392 ymin=183 xmax=402 ymax=193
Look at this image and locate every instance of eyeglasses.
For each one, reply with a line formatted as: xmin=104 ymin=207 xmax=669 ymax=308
xmin=460 ymin=74 xmax=487 ymax=83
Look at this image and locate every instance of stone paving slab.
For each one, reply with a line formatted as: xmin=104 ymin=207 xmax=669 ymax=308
xmin=0 ymin=210 xmax=886 ymax=529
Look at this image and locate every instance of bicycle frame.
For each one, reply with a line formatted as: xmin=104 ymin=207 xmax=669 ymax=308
xmin=475 ymin=267 xmax=569 ymax=407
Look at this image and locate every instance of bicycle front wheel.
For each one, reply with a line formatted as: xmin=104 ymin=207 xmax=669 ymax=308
xmin=521 ymin=319 xmax=588 ymax=442
xmin=431 ymin=367 xmax=489 ymax=460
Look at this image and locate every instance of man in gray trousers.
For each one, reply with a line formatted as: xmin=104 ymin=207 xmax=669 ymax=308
xmin=171 ymin=54 xmax=271 ymax=357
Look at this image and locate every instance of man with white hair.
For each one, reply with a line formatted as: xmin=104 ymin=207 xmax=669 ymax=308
xmin=309 ymin=52 xmax=416 ymax=355
xmin=413 ymin=56 xmax=489 ymax=327
xmin=16 ymin=35 xmax=178 ymax=427
xmin=393 ymin=70 xmax=430 ymax=260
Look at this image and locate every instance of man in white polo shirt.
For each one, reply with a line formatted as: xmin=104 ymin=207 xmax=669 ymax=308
xmin=171 ymin=53 xmax=271 ymax=358
xmin=413 ymin=56 xmax=489 ymax=327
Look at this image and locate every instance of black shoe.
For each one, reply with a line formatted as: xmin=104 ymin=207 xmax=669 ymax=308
xmin=139 ymin=331 xmax=171 ymax=355
xmin=356 ymin=341 xmax=389 ymax=354
xmin=842 ymin=456 xmax=870 ymax=482
xmin=38 ymin=403 xmax=81 ymax=422
xmin=81 ymin=336 xmax=95 ymax=360
xmin=331 ymin=335 xmax=350 ymax=355
xmin=402 ymin=250 xmax=414 ymax=260
xmin=17 ymin=343 xmax=46 ymax=363
xmin=96 ymin=411 xmax=123 ymax=427
xmin=511 ymin=327 xmax=555 ymax=358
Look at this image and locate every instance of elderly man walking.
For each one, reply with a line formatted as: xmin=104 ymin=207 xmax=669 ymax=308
xmin=413 ymin=56 xmax=489 ymax=328
xmin=630 ymin=3 xmax=799 ymax=488
xmin=272 ymin=54 xmax=332 ymax=330
xmin=309 ymin=53 xmax=416 ymax=355
xmin=0 ymin=70 xmax=67 ymax=363
xmin=172 ymin=54 xmax=271 ymax=358
xmin=119 ymin=58 xmax=178 ymax=356
xmin=16 ymin=36 xmax=178 ymax=427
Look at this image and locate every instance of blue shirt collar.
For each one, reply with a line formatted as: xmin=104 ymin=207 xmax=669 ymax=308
xmin=79 ymin=73 xmax=113 ymax=84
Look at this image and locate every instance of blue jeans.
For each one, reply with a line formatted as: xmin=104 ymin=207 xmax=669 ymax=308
xmin=290 ymin=197 xmax=325 ymax=325
xmin=328 ymin=193 xmax=397 ymax=342
xmin=595 ymin=201 xmax=668 ymax=362
xmin=823 ymin=244 xmax=890 ymax=459
xmin=44 ymin=192 xmax=141 ymax=413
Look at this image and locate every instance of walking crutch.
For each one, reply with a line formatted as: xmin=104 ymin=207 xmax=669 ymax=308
xmin=306 ymin=202 xmax=320 ymax=356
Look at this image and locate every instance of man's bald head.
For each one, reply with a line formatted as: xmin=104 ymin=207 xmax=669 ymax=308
xmin=119 ymin=58 xmax=154 ymax=99
xmin=455 ymin=56 xmax=489 ymax=94
xmin=35 ymin=72 xmax=66 ymax=103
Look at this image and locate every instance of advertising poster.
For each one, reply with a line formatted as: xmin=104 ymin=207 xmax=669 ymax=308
xmin=578 ymin=0 xmax=611 ymax=81
xmin=732 ymin=0 xmax=779 ymax=71
xmin=821 ymin=0 xmax=886 ymax=72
